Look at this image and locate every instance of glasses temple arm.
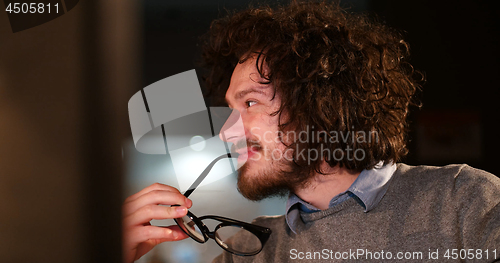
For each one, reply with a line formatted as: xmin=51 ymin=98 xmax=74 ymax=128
xmin=183 ymin=152 xmax=239 ymax=198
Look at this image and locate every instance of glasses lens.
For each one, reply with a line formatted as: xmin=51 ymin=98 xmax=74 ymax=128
xmin=215 ymin=226 xmax=262 ymax=255
xmin=175 ymin=215 xmax=205 ymax=242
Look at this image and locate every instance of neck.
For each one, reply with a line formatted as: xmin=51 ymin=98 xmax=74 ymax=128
xmin=294 ymin=164 xmax=360 ymax=210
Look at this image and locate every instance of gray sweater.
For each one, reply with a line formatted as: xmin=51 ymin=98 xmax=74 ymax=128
xmin=213 ymin=164 xmax=500 ymax=262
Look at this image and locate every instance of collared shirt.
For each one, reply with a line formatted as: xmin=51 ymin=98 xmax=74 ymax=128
xmin=285 ymin=162 xmax=397 ymax=234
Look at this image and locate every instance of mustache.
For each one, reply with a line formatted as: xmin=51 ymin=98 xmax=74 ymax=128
xmin=231 ymin=138 xmax=262 ymax=153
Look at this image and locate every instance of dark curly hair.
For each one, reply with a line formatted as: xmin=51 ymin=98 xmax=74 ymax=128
xmin=201 ymin=0 xmax=422 ymax=172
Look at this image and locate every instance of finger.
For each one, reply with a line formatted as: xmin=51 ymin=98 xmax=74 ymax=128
xmin=123 ymin=190 xmax=192 ymax=216
xmin=124 ymin=204 xmax=189 ymax=227
xmin=125 ymin=225 xmax=189 ymax=247
xmin=124 ymin=183 xmax=181 ymax=204
xmin=156 ymin=225 xmax=189 ymax=240
xmin=127 ymin=225 xmax=189 ymax=262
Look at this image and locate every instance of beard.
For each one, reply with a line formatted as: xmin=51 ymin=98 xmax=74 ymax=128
xmin=234 ymin=138 xmax=314 ymax=201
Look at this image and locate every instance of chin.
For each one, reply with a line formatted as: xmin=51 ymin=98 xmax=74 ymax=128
xmin=236 ymin=163 xmax=290 ymax=201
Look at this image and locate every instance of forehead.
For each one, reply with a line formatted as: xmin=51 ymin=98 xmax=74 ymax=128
xmin=225 ymin=57 xmax=272 ymax=103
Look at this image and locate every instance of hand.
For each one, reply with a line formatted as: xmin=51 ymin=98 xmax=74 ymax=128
xmin=122 ymin=183 xmax=192 ymax=263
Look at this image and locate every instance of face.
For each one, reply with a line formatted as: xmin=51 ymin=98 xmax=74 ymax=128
xmin=221 ymin=56 xmax=310 ymax=200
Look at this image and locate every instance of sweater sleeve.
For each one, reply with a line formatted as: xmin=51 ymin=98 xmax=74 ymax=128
xmin=210 ymin=219 xmax=263 ymax=263
xmin=454 ymin=165 xmax=500 ymax=262
xmin=211 ymin=215 xmax=282 ymax=263
xmin=212 ymin=251 xmax=232 ymax=263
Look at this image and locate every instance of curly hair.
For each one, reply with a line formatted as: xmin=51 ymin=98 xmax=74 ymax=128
xmin=201 ymin=0 xmax=422 ymax=172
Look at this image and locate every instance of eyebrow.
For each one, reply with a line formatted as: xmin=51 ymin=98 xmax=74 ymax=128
xmin=225 ymin=88 xmax=267 ymax=106
xmin=235 ymin=88 xmax=266 ymax=99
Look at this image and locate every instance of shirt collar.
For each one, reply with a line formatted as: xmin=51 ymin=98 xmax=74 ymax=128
xmin=285 ymin=162 xmax=397 ymax=234
xmin=349 ymin=161 xmax=397 ymax=211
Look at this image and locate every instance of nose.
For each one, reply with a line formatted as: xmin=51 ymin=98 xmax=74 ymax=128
xmin=219 ymin=109 xmax=245 ymax=143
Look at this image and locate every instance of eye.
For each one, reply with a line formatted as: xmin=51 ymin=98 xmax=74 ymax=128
xmin=245 ymin=101 xmax=257 ymax=108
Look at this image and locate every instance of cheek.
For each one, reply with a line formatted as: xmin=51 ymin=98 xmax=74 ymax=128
xmin=243 ymin=111 xmax=282 ymax=142
xmin=245 ymin=117 xmax=264 ymax=142
xmin=250 ymin=124 xmax=281 ymax=145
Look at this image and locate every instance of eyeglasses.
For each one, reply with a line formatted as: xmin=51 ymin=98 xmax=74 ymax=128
xmin=175 ymin=212 xmax=271 ymax=256
xmin=173 ymin=153 xmax=272 ymax=256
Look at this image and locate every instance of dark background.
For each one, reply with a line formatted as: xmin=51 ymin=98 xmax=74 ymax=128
xmin=143 ymin=0 xmax=500 ymax=176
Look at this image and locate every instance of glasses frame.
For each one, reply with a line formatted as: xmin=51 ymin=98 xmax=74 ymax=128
xmin=172 ymin=152 xmax=272 ymax=256
xmin=176 ymin=211 xmax=272 ymax=256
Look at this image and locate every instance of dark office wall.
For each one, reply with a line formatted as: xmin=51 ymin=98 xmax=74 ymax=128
xmin=0 ymin=1 xmax=140 ymax=262
xmin=371 ymin=0 xmax=500 ymax=176
xmin=0 ymin=5 xmax=87 ymax=262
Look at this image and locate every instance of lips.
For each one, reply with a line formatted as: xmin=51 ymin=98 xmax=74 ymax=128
xmin=235 ymin=145 xmax=261 ymax=162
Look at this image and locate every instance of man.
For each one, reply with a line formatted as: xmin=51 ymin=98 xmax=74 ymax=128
xmin=123 ymin=1 xmax=500 ymax=262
